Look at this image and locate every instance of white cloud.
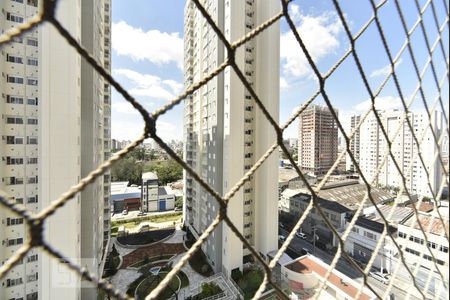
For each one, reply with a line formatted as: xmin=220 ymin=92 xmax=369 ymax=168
xmin=353 ymin=96 xmax=402 ymax=112
xmin=370 ymin=58 xmax=403 ymax=78
xmin=280 ymin=8 xmax=342 ymax=77
xmin=280 ymin=77 xmax=289 ymax=90
xmin=112 ymin=21 xmax=183 ymax=68
xmin=114 ymin=69 xmax=182 ymax=101
xmin=112 ymin=101 xmax=141 ymax=115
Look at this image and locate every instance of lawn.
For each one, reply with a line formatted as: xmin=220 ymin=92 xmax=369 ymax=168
xmin=127 ymin=262 xmax=190 ymax=299
xmin=135 ymin=272 xmax=180 ymax=300
xmin=112 ymin=212 xmax=182 ymax=227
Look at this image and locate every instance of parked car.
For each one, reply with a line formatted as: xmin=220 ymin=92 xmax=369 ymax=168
xmin=137 ymin=211 xmax=146 ymax=216
xmin=369 ymin=271 xmax=390 ymax=284
xmin=296 ymin=232 xmax=307 ymax=239
xmin=122 ymin=209 xmax=128 ymax=215
xmin=174 ymin=207 xmax=182 ymax=212
xmin=279 ymin=235 xmax=286 ymax=242
xmin=279 ymin=222 xmax=285 ymax=229
xmin=301 ymin=248 xmax=310 ymax=255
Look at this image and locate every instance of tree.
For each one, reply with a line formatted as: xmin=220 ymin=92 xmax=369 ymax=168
xmin=144 ymin=159 xmax=183 ymax=185
xmin=175 ymin=196 xmax=183 ymax=208
xmin=110 ymin=157 xmax=143 ymax=185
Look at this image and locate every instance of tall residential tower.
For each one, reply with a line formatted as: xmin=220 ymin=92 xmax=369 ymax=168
xmin=183 ymin=0 xmax=280 ymax=276
xmin=298 ymin=105 xmax=338 ymax=176
xmin=0 ymin=0 xmax=111 ymax=299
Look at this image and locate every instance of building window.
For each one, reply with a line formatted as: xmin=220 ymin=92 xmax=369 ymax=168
xmin=6 ymin=218 xmax=24 ymax=226
xmin=27 ymin=254 xmax=38 ymax=262
xmin=27 ymin=98 xmax=38 ymax=105
xmin=27 ymin=176 xmax=38 ymax=184
xmin=26 ymin=292 xmax=38 ymax=300
xmin=27 ymin=195 xmax=38 ymax=203
xmin=27 ymin=157 xmax=38 ymax=164
xmin=27 ymin=137 xmax=38 ymax=145
xmin=6 ymin=177 xmax=24 ymax=185
xmin=6 ymin=278 xmax=23 ymax=287
xmin=27 ymin=78 xmax=38 ymax=86
xmin=6 ymin=157 xmax=24 ymax=165
xmin=27 ymin=118 xmax=38 ymax=125
xmin=6 ymin=54 xmax=23 ymax=64
xmin=398 ymin=232 xmax=406 ymax=238
xmin=6 ymin=95 xmax=24 ymax=104
xmin=7 ymin=238 xmax=24 ymax=247
xmin=12 ymin=0 xmax=24 ymax=3
xmin=6 ymin=12 xmax=24 ymax=23
xmin=27 ymin=0 xmax=38 ymax=7
xmin=440 ymin=246 xmax=448 ymax=253
xmin=6 ymin=117 xmax=24 ymax=124
xmin=7 ymin=76 xmax=24 ymax=84
xmin=27 ymin=38 xmax=38 ymax=47
xmin=27 ymin=273 xmax=38 ymax=282
xmin=27 ymin=58 xmax=38 ymax=66
xmin=364 ymin=231 xmax=376 ymax=240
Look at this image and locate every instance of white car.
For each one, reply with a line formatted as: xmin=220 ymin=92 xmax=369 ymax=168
xmin=122 ymin=209 xmax=128 ymax=215
xmin=279 ymin=235 xmax=286 ymax=242
xmin=369 ymin=271 xmax=389 ymax=284
xmin=296 ymin=232 xmax=307 ymax=239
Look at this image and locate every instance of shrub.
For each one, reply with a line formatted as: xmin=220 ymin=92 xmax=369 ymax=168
xmin=201 ymin=282 xmax=222 ymax=297
xmin=231 ymin=268 xmax=243 ymax=282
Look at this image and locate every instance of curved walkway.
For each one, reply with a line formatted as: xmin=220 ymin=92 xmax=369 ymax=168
xmin=171 ymin=253 xmax=207 ymax=298
xmin=110 ymin=268 xmax=141 ymax=295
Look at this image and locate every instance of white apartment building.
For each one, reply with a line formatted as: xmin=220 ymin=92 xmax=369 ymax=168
xmin=298 ymin=105 xmax=338 ymax=176
xmin=183 ymin=0 xmax=279 ymax=276
xmin=0 ymin=0 xmax=111 ymax=299
xmin=359 ymin=109 xmax=442 ymax=198
xmin=346 ymin=114 xmax=360 ymax=172
xmin=397 ymin=213 xmax=448 ymax=276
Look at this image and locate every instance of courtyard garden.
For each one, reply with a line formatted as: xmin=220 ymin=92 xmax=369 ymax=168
xmin=117 ymin=228 xmax=175 ymax=246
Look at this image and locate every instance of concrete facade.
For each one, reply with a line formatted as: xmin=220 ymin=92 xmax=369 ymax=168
xmin=0 ymin=0 xmax=110 ymax=299
xmin=298 ymin=105 xmax=338 ymax=176
xmin=359 ymin=109 xmax=442 ymax=198
xmin=183 ymin=0 xmax=280 ymax=276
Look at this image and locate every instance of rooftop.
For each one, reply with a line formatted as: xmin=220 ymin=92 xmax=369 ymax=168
xmin=404 ymin=213 xmax=449 ymax=236
xmin=354 ymin=216 xmax=397 ymax=234
xmin=317 ymin=182 xmax=393 ymax=210
xmin=279 ymin=167 xmax=300 ymax=183
xmin=110 ymin=181 xmax=141 ymax=200
xmin=284 ymin=255 xmax=374 ymax=300
xmin=367 ymin=205 xmax=413 ymax=224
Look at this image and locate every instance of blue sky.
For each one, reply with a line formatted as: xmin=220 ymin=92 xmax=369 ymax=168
xmin=110 ymin=0 xmax=449 ymax=142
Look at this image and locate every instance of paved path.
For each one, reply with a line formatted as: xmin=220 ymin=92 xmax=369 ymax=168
xmin=110 ymin=269 xmax=141 ymax=295
xmin=165 ymin=227 xmax=186 ymax=244
xmin=171 ymin=253 xmax=207 ymax=298
xmin=112 ymin=238 xmax=135 ymax=257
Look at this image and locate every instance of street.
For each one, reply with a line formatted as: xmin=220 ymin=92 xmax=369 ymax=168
xmin=279 ymin=228 xmax=423 ymax=299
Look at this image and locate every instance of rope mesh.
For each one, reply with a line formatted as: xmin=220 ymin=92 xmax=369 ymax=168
xmin=0 ymin=0 xmax=448 ymax=299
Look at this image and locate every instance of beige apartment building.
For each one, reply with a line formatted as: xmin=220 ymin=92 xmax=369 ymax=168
xmin=0 ymin=0 xmax=111 ymax=299
xmin=183 ymin=0 xmax=279 ymax=276
xmin=298 ymin=105 xmax=338 ymax=176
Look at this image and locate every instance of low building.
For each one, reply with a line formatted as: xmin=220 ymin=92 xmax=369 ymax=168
xmin=157 ymin=186 xmax=175 ymax=211
xmin=343 ymin=215 xmax=398 ymax=273
xmin=141 ymin=172 xmax=177 ymax=212
xmin=280 ymin=191 xmax=351 ymax=248
xmin=281 ymin=255 xmax=376 ymax=300
xmin=396 ymin=212 xmax=449 ymax=275
xmin=279 ymin=167 xmax=316 ymax=195
xmin=111 ymin=181 xmax=141 ymax=212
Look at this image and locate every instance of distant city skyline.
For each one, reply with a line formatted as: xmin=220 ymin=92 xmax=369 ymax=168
xmin=111 ymin=0 xmax=449 ymax=142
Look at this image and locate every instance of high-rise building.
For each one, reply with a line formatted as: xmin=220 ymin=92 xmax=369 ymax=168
xmin=359 ymin=110 xmax=442 ymax=197
xmin=183 ymin=0 xmax=280 ymax=276
xmin=298 ymin=105 xmax=338 ymax=176
xmin=0 ymin=0 xmax=111 ymax=299
xmin=346 ymin=114 xmax=361 ymax=172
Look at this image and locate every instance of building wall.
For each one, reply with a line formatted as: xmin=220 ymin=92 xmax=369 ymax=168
xmin=344 ymin=224 xmax=396 ymax=273
xmin=397 ymin=221 xmax=448 ymax=275
xmin=298 ymin=105 xmax=338 ymax=176
xmin=183 ymin=0 xmax=279 ymax=276
xmin=346 ymin=115 xmax=361 ymax=172
xmin=359 ymin=110 xmax=442 ymax=197
xmin=0 ymin=1 xmax=109 ymax=299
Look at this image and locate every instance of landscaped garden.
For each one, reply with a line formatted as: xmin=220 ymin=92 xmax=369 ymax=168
xmin=186 ymin=282 xmax=223 ymax=300
xmin=129 ymin=254 xmax=176 ymax=268
xmin=231 ymin=267 xmax=265 ymax=300
xmin=127 ymin=261 xmax=190 ymax=299
xmin=117 ymin=228 xmax=175 ymax=246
